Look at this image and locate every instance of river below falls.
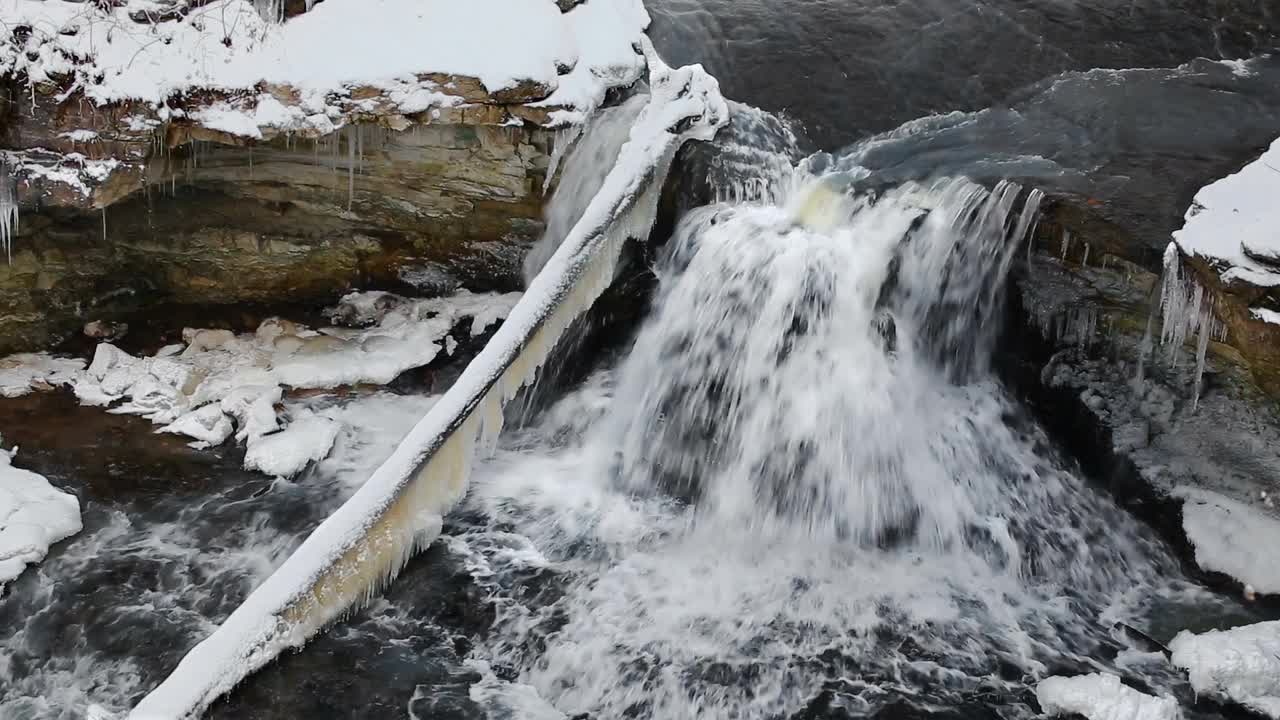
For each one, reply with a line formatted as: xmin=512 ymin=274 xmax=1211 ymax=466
xmin=4 ymin=1 xmax=1280 ymax=718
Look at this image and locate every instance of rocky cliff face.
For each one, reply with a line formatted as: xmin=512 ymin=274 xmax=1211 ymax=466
xmin=1004 ymin=140 xmax=1280 ymax=600
xmin=0 ymin=0 xmax=651 ymax=353
xmin=0 ymin=112 xmax=554 ymax=353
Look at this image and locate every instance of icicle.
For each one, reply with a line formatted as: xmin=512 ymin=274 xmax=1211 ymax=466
xmin=1081 ymin=243 xmax=1090 ymax=268
xmin=543 ymin=124 xmax=585 ymax=194
xmin=1193 ymin=303 xmax=1212 ymax=410
xmin=1060 ymin=229 xmax=1071 ymax=261
xmin=347 ymin=126 xmax=356 ymax=211
xmin=0 ymin=162 xmax=17 ymax=262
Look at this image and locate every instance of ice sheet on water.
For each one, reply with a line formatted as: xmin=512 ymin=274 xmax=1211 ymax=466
xmin=0 ymin=447 xmax=82 ymax=589
xmin=0 ymin=353 xmax=84 ymax=398
xmin=69 ymin=289 xmax=518 ymax=477
xmin=1036 ymin=673 xmax=1180 ymax=720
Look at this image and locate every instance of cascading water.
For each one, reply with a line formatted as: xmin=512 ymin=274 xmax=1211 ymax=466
xmin=448 ymin=162 xmax=1231 ymax=718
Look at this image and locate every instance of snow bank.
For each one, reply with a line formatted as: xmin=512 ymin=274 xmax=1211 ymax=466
xmin=72 ymin=289 xmax=518 ymax=477
xmin=1170 ymin=621 xmax=1280 ymax=718
xmin=1 ymin=0 xmax=649 ymax=132
xmin=1173 ymin=137 xmax=1280 ymax=287
xmin=130 ymin=44 xmax=728 ymax=720
xmin=1179 ymin=488 xmax=1280 ymax=595
xmin=0 ymin=353 xmax=84 ymax=398
xmin=1036 ymin=673 xmax=1180 ymax=720
xmin=0 ymin=447 xmax=82 ymax=589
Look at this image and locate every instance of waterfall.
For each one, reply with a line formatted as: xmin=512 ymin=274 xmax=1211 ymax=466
xmin=461 ymin=165 xmax=1183 ymax=719
xmin=603 ymin=176 xmax=1048 ymax=546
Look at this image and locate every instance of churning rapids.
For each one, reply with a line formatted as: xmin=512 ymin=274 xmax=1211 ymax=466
xmin=4 ymin=4 xmax=1280 ymax=719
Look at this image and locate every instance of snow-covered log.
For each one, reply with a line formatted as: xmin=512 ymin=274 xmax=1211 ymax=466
xmin=129 ymin=42 xmax=727 ymax=719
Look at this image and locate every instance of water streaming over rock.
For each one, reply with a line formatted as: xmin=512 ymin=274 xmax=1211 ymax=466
xmin=448 ymin=163 xmax=1230 ymax=718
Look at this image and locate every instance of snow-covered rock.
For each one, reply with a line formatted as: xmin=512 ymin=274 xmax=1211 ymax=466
xmin=1173 ymin=137 xmax=1280 ymax=288
xmin=1036 ymin=673 xmax=1180 ymax=720
xmin=0 ymin=353 xmax=84 ymax=398
xmin=69 ymin=289 xmax=519 ymax=477
xmin=1179 ymin=488 xmax=1280 ymax=595
xmin=243 ymin=411 xmax=339 ymax=478
xmin=0 ymin=0 xmax=649 ymax=134
xmin=0 ymin=447 xmax=82 ymax=589
xmin=1170 ymin=621 xmax=1280 ymax=718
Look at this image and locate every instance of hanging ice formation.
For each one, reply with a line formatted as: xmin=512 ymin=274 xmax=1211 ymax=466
xmin=0 ymin=162 xmax=16 ymax=262
xmin=1157 ymin=242 xmax=1226 ymax=409
xmin=130 ymin=41 xmax=728 ymax=720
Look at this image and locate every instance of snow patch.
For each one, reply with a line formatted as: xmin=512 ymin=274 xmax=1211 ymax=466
xmin=243 ymin=411 xmax=339 ymax=478
xmin=1 ymin=0 xmax=649 ymax=136
xmin=1178 ymin=488 xmax=1280 ymax=595
xmin=0 ymin=353 xmax=84 ymax=398
xmin=71 ymin=289 xmax=519 ymax=477
xmin=1170 ymin=621 xmax=1280 ymax=718
xmin=1172 ymin=137 xmax=1280 ymax=288
xmin=0 ymin=447 xmax=82 ymax=589
xmin=1250 ymin=307 xmax=1280 ymax=325
xmin=1036 ymin=673 xmax=1180 ymax=720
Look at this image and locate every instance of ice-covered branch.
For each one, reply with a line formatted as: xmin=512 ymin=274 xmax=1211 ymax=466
xmin=129 ymin=42 xmax=727 ymax=719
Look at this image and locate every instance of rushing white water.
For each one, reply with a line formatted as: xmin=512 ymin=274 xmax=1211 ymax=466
xmin=523 ymin=94 xmax=650 ymax=283
xmin=450 ymin=171 xmax=1218 ymax=718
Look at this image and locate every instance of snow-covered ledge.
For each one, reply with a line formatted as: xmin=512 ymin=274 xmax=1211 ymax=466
xmin=1161 ymin=136 xmax=1280 ymax=398
xmin=0 ymin=0 xmax=650 ymax=212
xmin=129 ymin=43 xmax=728 ymax=719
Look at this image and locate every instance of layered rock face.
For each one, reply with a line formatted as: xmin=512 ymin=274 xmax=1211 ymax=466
xmin=0 ymin=0 xmax=651 ymax=353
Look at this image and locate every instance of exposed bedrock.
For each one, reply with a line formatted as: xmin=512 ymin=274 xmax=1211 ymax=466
xmin=0 ymin=112 xmax=555 ymax=354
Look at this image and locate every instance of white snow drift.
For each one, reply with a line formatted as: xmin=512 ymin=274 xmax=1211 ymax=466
xmin=1171 ymin=621 xmax=1280 ymax=718
xmin=0 ymin=446 xmax=82 ymax=589
xmin=1173 ymin=137 xmax=1280 ymax=288
xmin=0 ymin=353 xmax=84 ymax=398
xmin=34 ymin=289 xmax=518 ymax=479
xmin=0 ymin=0 xmax=650 ymax=129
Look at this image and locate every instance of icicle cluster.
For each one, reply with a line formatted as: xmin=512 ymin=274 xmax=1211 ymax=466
xmin=0 ymin=161 xmax=16 ymax=262
xmin=1158 ymin=242 xmax=1227 ymax=409
xmin=130 ymin=42 xmax=729 ymax=720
